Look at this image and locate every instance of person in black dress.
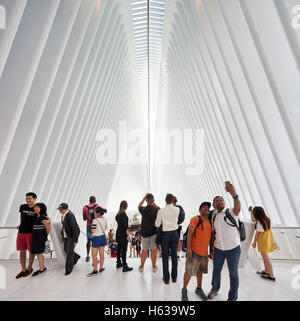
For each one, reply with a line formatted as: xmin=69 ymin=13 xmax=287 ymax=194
xmin=31 ymin=203 xmax=51 ymax=277
xmin=115 ymin=200 xmax=133 ymax=272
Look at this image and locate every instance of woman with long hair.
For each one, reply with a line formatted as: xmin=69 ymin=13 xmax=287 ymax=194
xmin=251 ymin=206 xmax=275 ymax=281
xmin=115 ymin=200 xmax=133 ymax=272
xmin=31 ymin=203 xmax=51 ymax=276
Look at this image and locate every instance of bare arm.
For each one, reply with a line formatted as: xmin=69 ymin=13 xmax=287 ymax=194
xmin=252 ymin=231 xmax=260 ymax=248
xmin=153 ymin=203 xmax=160 ymax=209
xmin=138 ymin=194 xmax=147 ymax=208
xmin=226 ymin=184 xmax=241 ymax=216
xmin=17 ymin=214 xmax=22 ymax=230
xmin=42 ymin=219 xmax=51 ymax=236
xmin=83 ymin=207 xmax=87 ymax=221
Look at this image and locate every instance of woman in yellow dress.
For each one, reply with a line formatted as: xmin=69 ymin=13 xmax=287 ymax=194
xmin=251 ymin=206 xmax=275 ymax=281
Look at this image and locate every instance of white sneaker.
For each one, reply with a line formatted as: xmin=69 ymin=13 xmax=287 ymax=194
xmin=138 ymin=266 xmax=144 ymax=272
xmin=152 ymin=266 xmax=158 ymax=273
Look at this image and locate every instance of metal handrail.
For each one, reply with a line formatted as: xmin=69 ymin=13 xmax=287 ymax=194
xmin=272 ymin=227 xmax=300 ymax=229
xmin=0 ymin=227 xmax=18 ymax=229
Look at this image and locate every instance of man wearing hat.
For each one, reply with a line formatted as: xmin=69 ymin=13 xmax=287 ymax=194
xmin=181 ymin=201 xmax=212 ymax=301
xmin=57 ymin=203 xmax=81 ymax=275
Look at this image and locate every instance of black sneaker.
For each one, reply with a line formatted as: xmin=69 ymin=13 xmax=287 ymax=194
xmin=87 ymin=270 xmax=98 ymax=277
xmin=123 ymin=265 xmax=133 ymax=272
xmin=116 ymin=262 xmax=123 ymax=268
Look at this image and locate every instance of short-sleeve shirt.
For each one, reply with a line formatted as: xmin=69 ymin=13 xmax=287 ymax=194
xmin=91 ymin=217 xmax=107 ymax=236
xmin=256 ymin=222 xmax=265 ymax=232
xmin=33 ymin=214 xmax=48 ymax=231
xmin=19 ymin=204 xmax=37 ymax=233
xmin=213 ymin=208 xmax=240 ymax=251
xmin=189 ymin=216 xmax=212 ymax=256
xmin=138 ymin=205 xmax=159 ymax=237
xmin=83 ymin=203 xmax=100 ymax=227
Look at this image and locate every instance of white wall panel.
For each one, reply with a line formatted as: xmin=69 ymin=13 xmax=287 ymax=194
xmin=151 ymin=0 xmax=300 ymax=226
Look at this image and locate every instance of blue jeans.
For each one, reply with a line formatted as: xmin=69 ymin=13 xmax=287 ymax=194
xmin=161 ymin=230 xmax=179 ymax=281
xmin=86 ymin=226 xmax=93 ymax=242
xmin=211 ymin=245 xmax=241 ymax=301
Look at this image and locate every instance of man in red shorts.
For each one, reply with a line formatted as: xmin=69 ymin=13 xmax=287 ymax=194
xmin=16 ymin=192 xmax=37 ymax=278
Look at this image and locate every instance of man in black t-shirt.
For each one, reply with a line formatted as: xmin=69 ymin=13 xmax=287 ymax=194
xmin=16 ymin=192 xmax=37 ymax=279
xmin=138 ymin=193 xmax=160 ymax=273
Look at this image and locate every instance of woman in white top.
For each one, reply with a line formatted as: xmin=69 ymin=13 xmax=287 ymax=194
xmin=88 ymin=207 xmax=107 ymax=277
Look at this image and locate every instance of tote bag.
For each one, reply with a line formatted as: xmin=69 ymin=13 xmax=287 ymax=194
xmin=247 ymin=247 xmax=261 ymax=272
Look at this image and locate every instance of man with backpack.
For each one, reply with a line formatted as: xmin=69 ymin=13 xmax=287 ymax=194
xmin=181 ymin=202 xmax=212 ymax=301
xmin=83 ymin=196 xmax=107 ymax=262
xmin=208 ymin=183 xmax=242 ymax=301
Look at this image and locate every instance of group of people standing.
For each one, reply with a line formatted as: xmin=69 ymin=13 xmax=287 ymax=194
xmin=16 ymin=193 xmax=50 ymax=278
xmin=16 ymin=194 xmax=82 ymax=278
xmin=15 ymin=183 xmax=275 ymax=301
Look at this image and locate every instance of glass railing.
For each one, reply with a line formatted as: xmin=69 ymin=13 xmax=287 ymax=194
xmin=0 ymin=227 xmax=55 ymax=259
xmin=1 ymin=225 xmax=300 ymax=260
xmin=263 ymin=227 xmax=300 ymax=260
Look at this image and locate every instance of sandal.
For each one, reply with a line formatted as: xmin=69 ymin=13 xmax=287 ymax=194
xmin=256 ymin=270 xmax=268 ymax=275
xmin=99 ymin=268 xmax=105 ymax=272
xmin=261 ymin=274 xmax=276 ymax=281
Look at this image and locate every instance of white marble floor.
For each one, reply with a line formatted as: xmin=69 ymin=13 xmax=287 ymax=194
xmin=0 ymin=256 xmax=299 ymax=301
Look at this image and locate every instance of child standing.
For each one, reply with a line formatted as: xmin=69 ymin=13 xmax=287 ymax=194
xmin=110 ymin=240 xmax=118 ymax=258
xmin=251 ymin=206 xmax=275 ymax=281
xmin=135 ymin=236 xmax=141 ymax=258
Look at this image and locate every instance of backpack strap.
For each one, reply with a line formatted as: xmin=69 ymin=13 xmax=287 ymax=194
xmin=193 ymin=215 xmax=203 ymax=238
xmin=224 ymin=208 xmax=238 ymax=227
xmin=86 ymin=204 xmax=98 ymax=210
xmin=86 ymin=204 xmax=98 ymax=224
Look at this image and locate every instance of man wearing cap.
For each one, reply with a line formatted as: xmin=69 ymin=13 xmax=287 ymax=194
xmin=57 ymin=203 xmax=81 ymax=275
xmin=181 ymin=202 xmax=212 ymax=301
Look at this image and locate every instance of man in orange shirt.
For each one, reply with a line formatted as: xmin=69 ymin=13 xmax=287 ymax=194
xmin=182 ymin=202 xmax=212 ymax=301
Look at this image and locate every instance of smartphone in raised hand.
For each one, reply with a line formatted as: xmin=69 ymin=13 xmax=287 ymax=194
xmin=224 ymin=181 xmax=231 ymax=187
